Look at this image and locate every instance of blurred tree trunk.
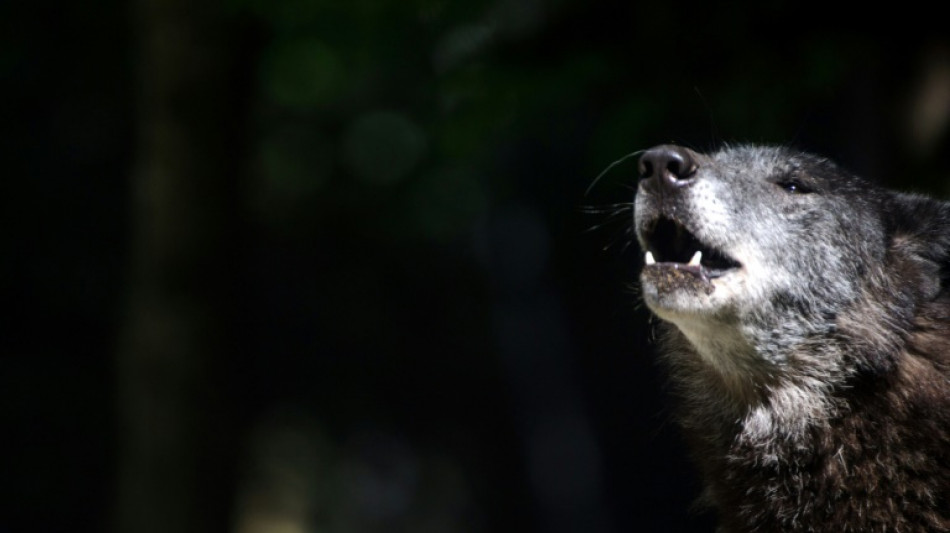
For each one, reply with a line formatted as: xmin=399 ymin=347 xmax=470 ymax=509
xmin=116 ymin=2 xmax=251 ymax=532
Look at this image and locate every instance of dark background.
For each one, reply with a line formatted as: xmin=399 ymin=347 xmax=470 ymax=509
xmin=4 ymin=1 xmax=949 ymax=532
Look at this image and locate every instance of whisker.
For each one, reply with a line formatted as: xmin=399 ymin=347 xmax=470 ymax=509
xmin=582 ymin=208 xmax=633 ymax=225
xmin=603 ymin=224 xmax=636 ymax=252
xmin=618 ymin=232 xmax=637 ymax=255
xmin=583 ymin=205 xmax=634 ymax=237
xmin=579 ymin=201 xmax=635 ymax=215
xmin=585 ymin=149 xmax=645 ymax=196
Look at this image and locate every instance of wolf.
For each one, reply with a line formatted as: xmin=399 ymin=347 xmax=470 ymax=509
xmin=633 ymin=144 xmax=950 ymax=531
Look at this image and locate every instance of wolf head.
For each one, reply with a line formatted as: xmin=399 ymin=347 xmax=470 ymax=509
xmin=634 ymin=144 xmax=950 ymax=387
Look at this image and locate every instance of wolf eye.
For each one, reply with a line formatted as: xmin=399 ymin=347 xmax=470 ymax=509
xmin=775 ymin=180 xmax=813 ymax=194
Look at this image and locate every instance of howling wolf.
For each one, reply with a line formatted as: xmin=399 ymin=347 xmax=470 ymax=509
xmin=633 ymin=144 xmax=950 ymax=531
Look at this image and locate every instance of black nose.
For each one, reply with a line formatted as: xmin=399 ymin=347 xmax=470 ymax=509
xmin=638 ymin=145 xmax=697 ymax=189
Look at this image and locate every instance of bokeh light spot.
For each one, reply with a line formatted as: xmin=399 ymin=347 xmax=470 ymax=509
xmin=246 ymin=124 xmax=331 ymax=223
xmin=342 ymin=111 xmax=427 ymax=185
xmin=262 ymin=38 xmax=341 ymax=109
xmin=407 ymin=166 xmax=487 ymax=241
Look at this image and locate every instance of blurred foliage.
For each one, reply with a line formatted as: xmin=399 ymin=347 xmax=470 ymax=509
xmin=262 ymin=37 xmax=345 ymax=108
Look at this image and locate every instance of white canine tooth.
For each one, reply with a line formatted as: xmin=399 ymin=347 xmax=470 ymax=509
xmin=688 ymin=251 xmax=702 ymax=267
xmin=645 ymin=251 xmax=656 ymax=265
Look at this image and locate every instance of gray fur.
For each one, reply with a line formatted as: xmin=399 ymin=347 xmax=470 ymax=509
xmin=633 ymin=144 xmax=950 ymax=531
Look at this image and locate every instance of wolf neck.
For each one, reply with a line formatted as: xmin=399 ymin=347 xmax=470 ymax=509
xmin=673 ymin=317 xmax=760 ymax=377
xmin=665 ymin=315 xmax=842 ymax=440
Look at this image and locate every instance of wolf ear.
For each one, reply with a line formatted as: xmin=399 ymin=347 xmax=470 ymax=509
xmin=886 ymin=193 xmax=950 ymax=299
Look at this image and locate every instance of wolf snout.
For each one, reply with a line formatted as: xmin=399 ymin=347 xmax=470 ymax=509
xmin=639 ymin=145 xmax=698 ymax=190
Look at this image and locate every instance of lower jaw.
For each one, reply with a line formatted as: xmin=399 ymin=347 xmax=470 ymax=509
xmin=641 ymin=264 xmax=716 ymax=297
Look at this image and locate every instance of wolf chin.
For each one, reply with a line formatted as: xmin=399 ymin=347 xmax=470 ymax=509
xmin=633 ymin=144 xmax=950 ymax=532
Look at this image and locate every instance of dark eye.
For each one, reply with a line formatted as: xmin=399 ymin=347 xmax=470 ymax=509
xmin=776 ymin=180 xmax=813 ymax=194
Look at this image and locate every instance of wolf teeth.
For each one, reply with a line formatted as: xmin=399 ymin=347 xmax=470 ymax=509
xmin=645 ymin=250 xmax=703 ymax=266
xmin=688 ymin=251 xmax=702 ymax=267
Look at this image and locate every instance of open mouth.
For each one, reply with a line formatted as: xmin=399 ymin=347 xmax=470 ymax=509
xmin=641 ymin=217 xmax=742 ymax=279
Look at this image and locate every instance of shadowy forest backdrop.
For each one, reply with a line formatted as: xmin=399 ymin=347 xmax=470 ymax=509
xmin=4 ymin=1 xmax=950 ymax=532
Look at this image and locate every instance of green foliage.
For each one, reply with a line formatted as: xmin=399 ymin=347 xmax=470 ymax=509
xmin=341 ymin=111 xmax=428 ymax=185
xmin=261 ymin=37 xmax=344 ymax=109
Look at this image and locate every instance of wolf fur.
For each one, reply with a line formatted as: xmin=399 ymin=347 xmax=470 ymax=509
xmin=633 ymin=144 xmax=950 ymax=532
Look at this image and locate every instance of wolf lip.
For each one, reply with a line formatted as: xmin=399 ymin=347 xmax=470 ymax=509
xmin=641 ymin=216 xmax=741 ymax=278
